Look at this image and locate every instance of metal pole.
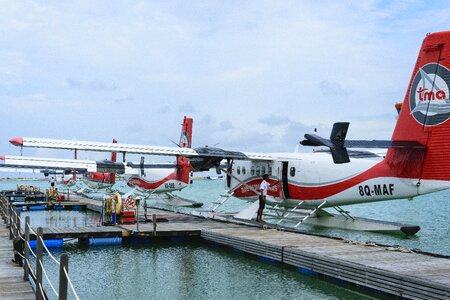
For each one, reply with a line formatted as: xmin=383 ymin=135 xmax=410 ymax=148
xmin=23 ymin=216 xmax=30 ymax=281
xmin=36 ymin=227 xmax=43 ymax=300
xmin=59 ymin=254 xmax=68 ymax=300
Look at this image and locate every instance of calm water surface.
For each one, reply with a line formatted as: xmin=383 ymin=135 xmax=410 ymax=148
xmin=41 ymin=241 xmax=376 ymax=300
xmin=1 ymin=179 xmax=448 ymax=299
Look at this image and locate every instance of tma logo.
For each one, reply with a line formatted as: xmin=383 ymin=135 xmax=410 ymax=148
xmin=409 ymin=63 xmax=450 ymax=126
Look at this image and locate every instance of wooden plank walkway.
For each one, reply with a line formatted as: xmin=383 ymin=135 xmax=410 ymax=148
xmin=0 ymin=224 xmax=34 ymax=299
xmin=201 ymin=227 xmax=450 ymax=300
xmin=8 ymin=192 xmax=450 ymax=299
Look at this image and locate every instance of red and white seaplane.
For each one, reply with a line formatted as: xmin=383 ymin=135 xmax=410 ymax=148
xmin=3 ymin=30 xmax=450 ymax=234
xmin=4 ymin=117 xmax=201 ymax=207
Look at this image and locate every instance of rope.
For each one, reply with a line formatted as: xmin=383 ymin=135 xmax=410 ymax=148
xmin=28 ymin=224 xmax=37 ymax=235
xmin=37 ymin=281 xmax=46 ymax=299
xmin=26 ymin=260 xmax=36 ymax=279
xmin=39 ymin=260 xmax=59 ymax=297
xmin=27 ymin=242 xmax=37 ymax=258
xmin=38 ymin=236 xmax=60 ymax=265
xmin=63 ymin=266 xmax=81 ymax=300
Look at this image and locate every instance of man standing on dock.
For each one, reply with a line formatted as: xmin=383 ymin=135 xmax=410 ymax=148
xmin=257 ymin=174 xmax=278 ymax=223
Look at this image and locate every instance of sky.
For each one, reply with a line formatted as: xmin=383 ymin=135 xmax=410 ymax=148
xmin=1 ymin=0 xmax=450 ymax=166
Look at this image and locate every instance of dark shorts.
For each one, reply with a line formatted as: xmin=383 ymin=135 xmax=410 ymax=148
xmin=258 ymin=195 xmax=266 ymax=210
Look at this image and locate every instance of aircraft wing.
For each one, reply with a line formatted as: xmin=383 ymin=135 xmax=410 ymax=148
xmin=10 ymin=137 xmax=198 ymax=156
xmin=0 ymin=155 xmax=130 ymax=174
xmin=9 ymin=137 xmax=273 ymax=171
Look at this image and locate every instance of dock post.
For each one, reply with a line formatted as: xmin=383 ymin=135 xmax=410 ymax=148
xmin=23 ymin=216 xmax=30 ymax=281
xmin=16 ymin=210 xmax=21 ymax=237
xmin=135 ymin=197 xmax=140 ymax=232
xmin=59 ymin=254 xmax=68 ymax=300
xmin=152 ymin=214 xmax=157 ymax=236
xmin=0 ymin=196 xmax=4 ymax=223
xmin=36 ymin=227 xmax=44 ymax=300
xmin=8 ymin=201 xmax=12 ymax=239
xmin=144 ymin=200 xmax=148 ymax=221
xmin=9 ymin=203 xmax=14 ymax=240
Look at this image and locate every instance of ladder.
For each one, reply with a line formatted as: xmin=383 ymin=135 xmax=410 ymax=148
xmin=333 ymin=206 xmax=355 ymax=220
xmin=276 ymin=201 xmax=304 ymax=225
xmin=294 ymin=200 xmax=327 ymax=228
xmin=209 ymin=191 xmax=235 ymax=212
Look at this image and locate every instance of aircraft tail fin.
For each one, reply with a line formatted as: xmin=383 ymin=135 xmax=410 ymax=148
xmin=110 ymin=139 xmax=117 ymax=183
xmin=176 ymin=117 xmax=193 ymax=184
xmin=387 ymin=31 xmax=450 ymax=181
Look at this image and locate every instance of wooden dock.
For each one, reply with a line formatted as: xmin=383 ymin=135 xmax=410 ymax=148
xmin=2 ymin=192 xmax=450 ymax=299
xmin=26 ymin=211 xmax=450 ymax=299
xmin=0 ymin=223 xmax=34 ymax=299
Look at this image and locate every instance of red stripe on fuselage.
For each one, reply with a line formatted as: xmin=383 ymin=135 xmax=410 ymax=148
xmin=233 ymin=161 xmax=395 ymax=200
xmin=127 ymin=173 xmax=176 ymax=190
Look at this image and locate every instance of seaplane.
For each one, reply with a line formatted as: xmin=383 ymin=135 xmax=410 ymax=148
xmin=4 ymin=117 xmax=202 ymax=207
xmin=3 ymin=30 xmax=450 ymax=234
xmin=74 ymin=139 xmax=118 ymax=195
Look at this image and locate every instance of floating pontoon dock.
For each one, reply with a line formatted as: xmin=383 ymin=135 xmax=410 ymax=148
xmin=1 ymin=192 xmax=449 ymax=299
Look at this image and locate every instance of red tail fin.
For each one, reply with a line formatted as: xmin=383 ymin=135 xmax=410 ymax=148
xmin=111 ymin=139 xmax=117 ymax=183
xmin=176 ymin=117 xmax=193 ymax=183
xmin=388 ymin=31 xmax=450 ymax=181
xmin=179 ymin=116 xmax=193 ymax=148
xmin=111 ymin=139 xmax=117 ymax=162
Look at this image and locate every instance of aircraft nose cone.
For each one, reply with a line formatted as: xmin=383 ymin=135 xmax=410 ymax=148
xmin=9 ymin=137 xmax=23 ymax=146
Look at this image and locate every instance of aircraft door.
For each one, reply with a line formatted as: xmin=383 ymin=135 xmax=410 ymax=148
xmin=281 ymin=161 xmax=290 ymax=199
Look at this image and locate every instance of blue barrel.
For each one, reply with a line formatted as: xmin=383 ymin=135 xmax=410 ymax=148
xmin=29 ymin=205 xmax=47 ymax=211
xmin=89 ymin=237 xmax=122 ymax=246
xmin=29 ymin=239 xmax=64 ymax=248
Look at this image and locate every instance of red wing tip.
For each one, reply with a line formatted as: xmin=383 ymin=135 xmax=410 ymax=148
xmin=0 ymin=156 xmax=5 ymax=161
xmin=9 ymin=137 xmax=23 ymax=146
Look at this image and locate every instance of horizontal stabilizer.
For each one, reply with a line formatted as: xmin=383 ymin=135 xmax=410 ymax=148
xmin=300 ymin=122 xmax=425 ymax=164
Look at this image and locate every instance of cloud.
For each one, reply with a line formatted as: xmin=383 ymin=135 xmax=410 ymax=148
xmin=66 ymin=78 xmax=117 ymax=91
xmin=259 ymin=114 xmax=291 ymax=126
xmin=219 ymin=64 xmax=267 ymax=82
xmin=126 ymin=122 xmax=144 ymax=133
xmin=113 ymin=97 xmax=134 ymax=104
xmin=159 ymin=105 xmax=171 ymax=114
xmin=219 ymin=120 xmax=234 ymax=131
xmin=318 ymin=80 xmax=350 ymax=96
xmin=178 ymin=102 xmax=196 ymax=113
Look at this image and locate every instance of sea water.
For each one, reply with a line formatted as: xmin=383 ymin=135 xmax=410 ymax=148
xmin=36 ymin=241 xmax=378 ymax=300
xmin=1 ymin=179 xmax=448 ymax=299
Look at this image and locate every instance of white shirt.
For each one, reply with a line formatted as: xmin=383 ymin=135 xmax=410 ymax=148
xmin=260 ymin=180 xmax=270 ymax=196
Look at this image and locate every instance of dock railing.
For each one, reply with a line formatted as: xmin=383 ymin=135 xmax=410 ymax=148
xmin=1 ymin=193 xmax=80 ymax=300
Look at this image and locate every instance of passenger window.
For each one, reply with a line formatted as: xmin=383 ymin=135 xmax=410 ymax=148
xmin=237 ymin=166 xmax=241 ymax=175
xmin=251 ymin=166 xmax=255 ymax=176
xmin=290 ymin=167 xmax=296 ymax=177
xmin=268 ymin=167 xmax=272 ymax=176
xmin=242 ymin=166 xmax=246 ymax=175
xmin=256 ymin=166 xmax=261 ymax=176
xmin=261 ymin=166 xmax=266 ymax=175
